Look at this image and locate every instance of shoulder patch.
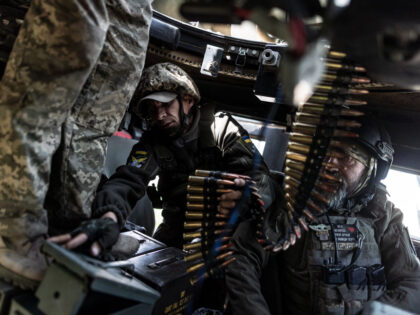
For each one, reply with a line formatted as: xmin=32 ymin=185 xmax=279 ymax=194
xmin=242 ymin=135 xmax=252 ymax=143
xmin=129 ymin=149 xmax=149 ymax=168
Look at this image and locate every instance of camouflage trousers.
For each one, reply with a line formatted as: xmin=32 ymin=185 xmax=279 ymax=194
xmin=0 ymin=0 xmax=152 ymax=240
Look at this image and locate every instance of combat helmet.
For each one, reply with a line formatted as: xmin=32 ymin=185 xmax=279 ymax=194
xmin=132 ymin=62 xmax=200 ymax=120
xmin=356 ymin=115 xmax=394 ymax=182
xmin=338 ymin=116 xmax=394 ymax=208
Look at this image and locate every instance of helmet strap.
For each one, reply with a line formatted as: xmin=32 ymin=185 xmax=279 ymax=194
xmin=345 ymin=157 xmax=378 ymax=210
xmin=350 ymin=157 xmax=376 ymax=198
xmin=177 ymin=95 xmax=196 ymax=133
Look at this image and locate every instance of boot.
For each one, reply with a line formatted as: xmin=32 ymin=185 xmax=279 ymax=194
xmin=0 ymin=235 xmax=47 ymax=290
xmin=0 ymin=212 xmax=48 ymax=290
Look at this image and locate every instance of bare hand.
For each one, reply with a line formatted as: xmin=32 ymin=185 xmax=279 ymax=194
xmin=218 ymin=178 xmax=246 ymax=214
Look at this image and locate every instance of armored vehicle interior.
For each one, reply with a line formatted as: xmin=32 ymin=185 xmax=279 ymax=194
xmin=116 ymin=6 xmax=420 ymax=252
xmin=1 ymin=1 xmax=420 ymax=314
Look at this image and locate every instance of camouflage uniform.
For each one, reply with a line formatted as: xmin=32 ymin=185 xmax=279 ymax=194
xmin=0 ymin=0 xmax=152 ymax=288
xmin=226 ymin=184 xmax=420 ymax=314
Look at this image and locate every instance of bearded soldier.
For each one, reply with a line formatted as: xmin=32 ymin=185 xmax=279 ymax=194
xmin=225 ymin=118 xmax=420 ymax=314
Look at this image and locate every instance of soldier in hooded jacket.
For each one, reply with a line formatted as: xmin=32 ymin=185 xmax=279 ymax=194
xmin=89 ymin=62 xmax=273 ymax=249
xmin=224 ymin=118 xmax=420 ymax=315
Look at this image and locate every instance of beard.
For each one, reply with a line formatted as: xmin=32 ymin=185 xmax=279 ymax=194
xmin=325 ymin=179 xmax=349 ymax=210
xmin=151 ymin=123 xmax=182 ymax=138
xmin=318 ymin=170 xmax=350 ymax=212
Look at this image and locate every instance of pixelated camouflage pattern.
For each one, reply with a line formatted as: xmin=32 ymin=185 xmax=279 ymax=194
xmin=0 ymin=0 xmax=152 ymax=239
xmin=0 ymin=0 xmax=109 ymax=239
xmin=45 ymin=0 xmax=153 ymax=233
xmin=132 ymin=62 xmax=201 ymax=118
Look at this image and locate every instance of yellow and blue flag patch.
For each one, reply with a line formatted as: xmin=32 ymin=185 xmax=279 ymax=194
xmin=129 ymin=150 xmax=149 ymax=168
xmin=242 ymin=135 xmax=252 ymax=143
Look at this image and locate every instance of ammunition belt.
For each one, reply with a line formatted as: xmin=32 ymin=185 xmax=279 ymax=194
xmin=285 ymin=50 xmax=369 ymax=222
xmin=183 ymin=169 xmax=264 ymax=285
xmin=260 ymin=49 xmax=370 ymax=251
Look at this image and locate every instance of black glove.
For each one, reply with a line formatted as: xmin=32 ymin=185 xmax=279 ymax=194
xmin=234 ymin=182 xmax=264 ymax=220
xmin=260 ymin=206 xmax=296 ymax=252
xmin=70 ymin=217 xmax=120 ymax=252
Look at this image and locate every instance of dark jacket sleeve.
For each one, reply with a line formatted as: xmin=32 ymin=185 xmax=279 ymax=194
xmin=91 ymin=141 xmax=159 ymax=227
xmin=225 ymin=220 xmax=272 ymax=315
xmin=376 ymin=203 xmax=420 ymax=313
xmin=214 ymin=113 xmax=277 ymax=314
xmin=212 ymin=113 xmax=274 ymax=209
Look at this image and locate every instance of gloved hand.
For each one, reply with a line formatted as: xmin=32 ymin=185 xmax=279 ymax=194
xmin=259 ymin=205 xmax=300 ymax=252
xmin=69 ymin=217 xmax=120 ymax=252
xmin=48 ymin=212 xmax=120 ymax=257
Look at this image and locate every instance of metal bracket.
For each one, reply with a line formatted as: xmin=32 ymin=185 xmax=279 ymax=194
xmin=254 ymin=45 xmax=284 ymax=103
xmin=201 ymin=44 xmax=224 ymax=77
xmin=234 ymin=48 xmax=247 ymax=74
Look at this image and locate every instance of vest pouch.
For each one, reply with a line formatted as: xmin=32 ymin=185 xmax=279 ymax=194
xmin=367 ymin=264 xmax=386 ymax=300
xmin=367 ymin=264 xmax=386 ymax=286
xmin=323 ymin=265 xmax=346 ymax=285
xmin=346 ymin=266 xmax=367 ymax=286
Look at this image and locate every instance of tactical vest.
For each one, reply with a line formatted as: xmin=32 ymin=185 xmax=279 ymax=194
xmin=281 ymin=190 xmax=389 ymax=315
